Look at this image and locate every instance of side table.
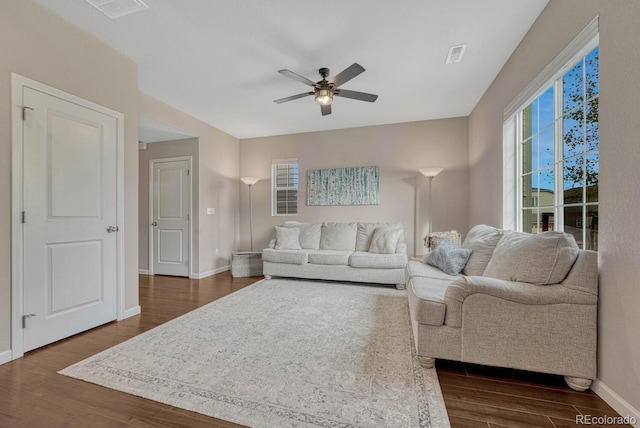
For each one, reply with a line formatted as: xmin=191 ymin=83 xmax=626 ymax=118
xmin=231 ymin=251 xmax=263 ymax=278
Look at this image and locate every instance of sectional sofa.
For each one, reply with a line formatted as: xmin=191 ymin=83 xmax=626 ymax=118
xmin=262 ymin=221 xmax=408 ymax=288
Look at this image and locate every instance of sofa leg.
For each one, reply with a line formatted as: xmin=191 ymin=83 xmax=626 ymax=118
xmin=395 ymin=283 xmax=406 ymax=290
xmin=264 ymin=275 xmax=272 ymax=280
xmin=416 ymin=356 xmax=435 ymax=369
xmin=564 ymin=376 xmax=592 ymax=391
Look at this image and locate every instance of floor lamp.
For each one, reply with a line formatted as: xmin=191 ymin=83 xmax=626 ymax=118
xmin=419 ymin=167 xmax=443 ymax=249
xmin=241 ymin=177 xmax=259 ymax=251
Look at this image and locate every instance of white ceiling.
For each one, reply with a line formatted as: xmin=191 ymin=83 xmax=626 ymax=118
xmin=33 ymin=0 xmax=549 ymax=140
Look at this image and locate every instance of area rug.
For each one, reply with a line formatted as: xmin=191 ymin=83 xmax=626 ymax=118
xmin=59 ymin=279 xmax=450 ymax=428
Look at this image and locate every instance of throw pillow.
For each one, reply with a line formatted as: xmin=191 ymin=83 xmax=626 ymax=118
xmin=369 ymin=227 xmax=403 ymax=254
xmin=355 ymin=222 xmax=404 ymax=252
xmin=426 ymin=242 xmax=472 ymax=276
xmin=274 ymin=226 xmax=302 ymax=250
xmin=283 ymin=221 xmax=322 ymax=249
xmin=483 ymin=231 xmax=579 ymax=285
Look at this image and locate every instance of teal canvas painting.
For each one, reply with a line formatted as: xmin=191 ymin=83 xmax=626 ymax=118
xmin=307 ymin=166 xmax=379 ymax=206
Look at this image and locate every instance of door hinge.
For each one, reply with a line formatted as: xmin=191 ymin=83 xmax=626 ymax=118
xmin=20 ymin=105 xmax=34 ymax=121
xmin=21 ymin=211 xmax=26 ymax=224
xmin=187 ymin=169 xmax=190 ymax=176
xmin=22 ymin=313 xmax=36 ymax=329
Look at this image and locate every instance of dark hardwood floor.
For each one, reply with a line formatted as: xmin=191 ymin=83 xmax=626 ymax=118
xmin=0 ymin=273 xmax=630 ymax=428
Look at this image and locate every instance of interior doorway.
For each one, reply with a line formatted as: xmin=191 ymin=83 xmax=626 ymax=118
xmin=149 ymin=157 xmax=192 ymax=277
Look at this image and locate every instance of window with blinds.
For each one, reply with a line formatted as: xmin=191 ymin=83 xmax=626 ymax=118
xmin=272 ymin=160 xmax=298 ymax=216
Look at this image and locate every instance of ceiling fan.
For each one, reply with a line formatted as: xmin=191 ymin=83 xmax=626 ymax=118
xmin=274 ymin=63 xmax=378 ymax=116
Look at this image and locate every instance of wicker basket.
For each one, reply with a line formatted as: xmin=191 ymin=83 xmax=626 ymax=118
xmin=424 ymin=230 xmax=462 ymax=252
xmin=231 ymin=252 xmax=263 ymax=277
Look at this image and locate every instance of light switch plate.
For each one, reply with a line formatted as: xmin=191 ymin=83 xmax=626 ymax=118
xmin=206 ymin=208 xmax=215 ymax=215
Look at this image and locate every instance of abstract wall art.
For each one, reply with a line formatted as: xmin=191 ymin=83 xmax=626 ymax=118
xmin=307 ymin=166 xmax=379 ymax=206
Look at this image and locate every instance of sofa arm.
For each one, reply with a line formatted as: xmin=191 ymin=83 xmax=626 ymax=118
xmin=445 ymin=276 xmax=598 ymax=306
xmin=442 ymin=276 xmax=598 ymax=328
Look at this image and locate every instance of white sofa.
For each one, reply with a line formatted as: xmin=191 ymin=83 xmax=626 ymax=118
xmin=406 ymin=224 xmax=598 ymax=391
xmin=262 ymin=221 xmax=408 ymax=288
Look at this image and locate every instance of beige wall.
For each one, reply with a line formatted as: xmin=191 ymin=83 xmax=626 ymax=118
xmin=240 ymin=118 xmax=469 ymax=256
xmin=138 ymin=138 xmax=199 ymax=273
xmin=139 ymin=93 xmax=240 ymax=276
xmin=469 ymin=0 xmax=640 ymax=413
xmin=0 ymin=0 xmax=139 ymax=354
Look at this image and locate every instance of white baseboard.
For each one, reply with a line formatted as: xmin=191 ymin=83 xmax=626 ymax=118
xmin=122 ymin=305 xmax=141 ymax=319
xmin=592 ymin=378 xmax=640 ymax=427
xmin=138 ymin=269 xmax=151 ymax=275
xmin=0 ymin=349 xmax=12 ymax=365
xmin=190 ymin=265 xmax=230 ymax=279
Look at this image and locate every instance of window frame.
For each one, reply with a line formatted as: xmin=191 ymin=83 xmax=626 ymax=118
xmin=271 ymin=158 xmax=299 ymax=216
xmin=503 ymin=19 xmax=599 ymax=249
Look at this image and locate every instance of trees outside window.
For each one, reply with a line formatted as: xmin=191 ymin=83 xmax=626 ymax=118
xmin=518 ymin=46 xmax=599 ymax=250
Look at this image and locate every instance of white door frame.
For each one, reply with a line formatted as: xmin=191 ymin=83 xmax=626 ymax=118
xmin=10 ymin=73 xmax=125 ymax=360
xmin=148 ymin=156 xmax=193 ymax=277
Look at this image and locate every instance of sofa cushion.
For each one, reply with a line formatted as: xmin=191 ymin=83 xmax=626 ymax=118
xmin=406 ymin=260 xmax=461 ymax=281
xmin=355 ymin=222 xmax=404 ymax=252
xmin=369 ymin=227 xmax=403 ymax=254
xmin=483 ymin=231 xmax=580 ymax=285
xmin=262 ymin=249 xmax=308 ymax=265
xmin=407 ymin=276 xmax=450 ymax=326
xmin=274 ymin=226 xmax=302 ymax=250
xmin=320 ymin=222 xmax=357 ymax=251
xmin=349 ymin=251 xmax=407 ymax=269
xmin=426 ymin=242 xmax=472 ymax=276
xmin=462 ymin=224 xmax=510 ymax=276
xmin=283 ymin=221 xmax=322 ymax=249
xmin=307 ymin=250 xmax=351 ymax=266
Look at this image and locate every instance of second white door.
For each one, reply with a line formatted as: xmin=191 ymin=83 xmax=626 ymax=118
xmin=151 ymin=159 xmax=190 ymax=277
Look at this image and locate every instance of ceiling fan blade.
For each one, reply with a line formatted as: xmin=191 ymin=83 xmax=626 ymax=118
xmin=330 ymin=63 xmax=365 ymax=87
xmin=278 ymin=69 xmax=317 ymax=87
xmin=274 ymin=92 xmax=314 ymax=104
xmin=334 ymin=89 xmax=378 ymax=102
xmin=321 ymin=104 xmax=332 ymax=116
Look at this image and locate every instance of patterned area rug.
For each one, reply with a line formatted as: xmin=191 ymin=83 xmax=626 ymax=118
xmin=60 ymin=279 xmax=450 ymax=428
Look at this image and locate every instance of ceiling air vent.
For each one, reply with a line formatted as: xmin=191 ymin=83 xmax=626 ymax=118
xmin=446 ymin=44 xmax=467 ymax=64
xmin=86 ymin=0 xmax=149 ymax=20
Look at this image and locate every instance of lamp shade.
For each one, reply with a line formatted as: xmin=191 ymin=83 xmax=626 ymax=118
xmin=241 ymin=176 xmax=260 ymax=186
xmin=419 ymin=167 xmax=443 ymax=178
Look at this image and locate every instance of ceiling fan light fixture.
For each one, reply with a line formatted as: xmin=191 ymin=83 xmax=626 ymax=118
xmin=315 ymin=88 xmax=333 ymax=105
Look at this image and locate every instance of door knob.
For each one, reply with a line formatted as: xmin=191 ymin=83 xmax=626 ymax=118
xmin=151 ymin=222 xmax=158 ymax=226
xmin=106 ymin=226 xmax=119 ymax=233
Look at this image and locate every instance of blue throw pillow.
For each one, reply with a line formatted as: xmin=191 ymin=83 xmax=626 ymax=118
xmin=426 ymin=242 xmax=472 ymax=275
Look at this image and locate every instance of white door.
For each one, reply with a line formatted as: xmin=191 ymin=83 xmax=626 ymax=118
xmin=151 ymin=159 xmax=190 ymax=277
xmin=22 ymin=87 xmax=118 ymax=352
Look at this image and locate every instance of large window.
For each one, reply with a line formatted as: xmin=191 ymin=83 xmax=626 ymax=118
xmin=516 ymin=44 xmax=599 ymax=250
xmin=272 ymin=159 xmax=298 ymax=216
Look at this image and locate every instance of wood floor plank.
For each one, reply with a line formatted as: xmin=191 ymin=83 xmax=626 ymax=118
xmin=449 ymin=415 xmax=490 ymax=427
xmin=548 ymin=416 xmax=609 ymax=428
xmin=438 ymin=371 xmax=615 ymax=412
xmin=0 ymin=272 xmax=630 ymax=427
xmin=442 ymin=384 xmax=580 ymax=421
xmin=445 ymin=398 xmax=556 ymax=427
